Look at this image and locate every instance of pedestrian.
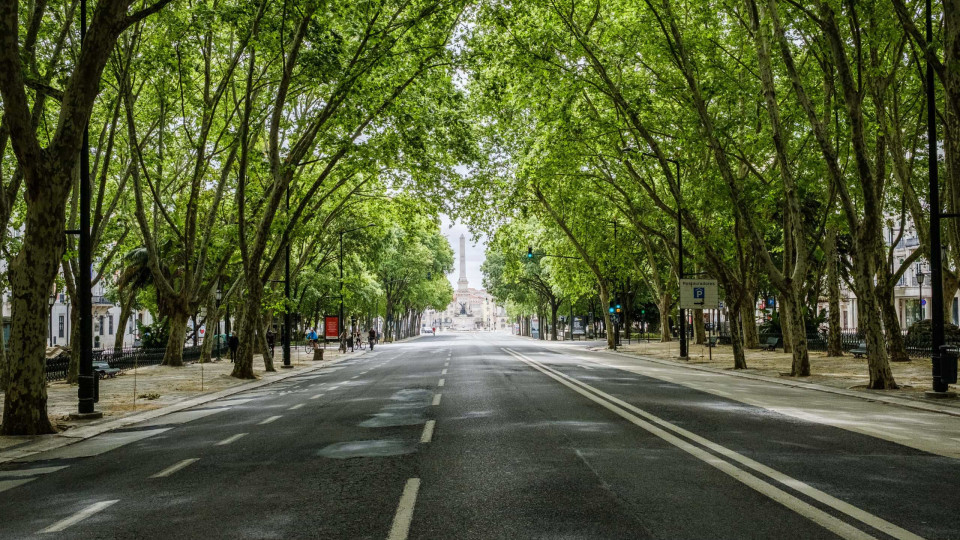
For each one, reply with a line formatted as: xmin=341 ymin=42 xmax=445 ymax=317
xmin=228 ymin=332 xmax=240 ymax=362
xmin=266 ymin=329 xmax=276 ymax=357
xmin=308 ymin=328 xmax=319 ymax=350
xmin=368 ymin=328 xmax=376 ymax=350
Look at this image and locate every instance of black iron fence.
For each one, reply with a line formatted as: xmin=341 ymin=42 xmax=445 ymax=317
xmin=44 ymin=345 xmax=205 ymax=382
xmin=755 ymin=330 xmax=959 ymax=360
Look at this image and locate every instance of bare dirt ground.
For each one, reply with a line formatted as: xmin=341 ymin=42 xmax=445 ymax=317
xmin=0 ymin=347 xmax=337 ymax=449
xmin=612 ymin=338 xmax=954 ymax=403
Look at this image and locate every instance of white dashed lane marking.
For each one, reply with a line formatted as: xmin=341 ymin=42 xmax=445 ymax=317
xmin=39 ymin=500 xmax=119 ymax=534
xmin=215 ymin=433 xmax=248 ymax=446
xmin=420 ymin=420 xmax=436 ymax=443
xmin=288 ymin=404 xmax=305 ymax=410
xmin=437 ymin=378 xmax=445 ymax=387
xmin=310 ymin=394 xmax=324 ymax=400
xmin=441 ymin=369 xmax=447 ymax=375
xmin=432 ymin=394 xmax=442 ymax=406
xmin=150 ymin=458 xmax=199 ymax=479
xmin=388 ymin=478 xmax=421 ymax=540
xmin=258 ymin=416 xmax=282 ymax=425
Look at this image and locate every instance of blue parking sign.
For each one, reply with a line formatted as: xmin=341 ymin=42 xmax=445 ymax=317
xmin=694 ymin=287 xmax=705 ymax=299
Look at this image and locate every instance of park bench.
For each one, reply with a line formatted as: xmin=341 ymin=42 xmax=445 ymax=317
xmin=851 ymin=341 xmax=868 ymax=358
xmin=762 ymin=337 xmax=780 ymax=351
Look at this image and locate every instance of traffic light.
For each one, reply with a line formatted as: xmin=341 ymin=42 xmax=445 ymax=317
xmin=527 ymin=246 xmax=533 ymax=258
xmin=615 ymin=302 xmax=622 ymax=314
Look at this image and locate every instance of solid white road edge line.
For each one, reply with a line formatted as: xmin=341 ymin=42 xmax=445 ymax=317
xmin=215 ymin=433 xmax=248 ymax=446
xmin=150 ymin=458 xmax=200 ymax=479
xmin=387 ymin=478 xmax=421 ymax=540
xmin=258 ymin=415 xmax=282 ymax=425
xmin=503 ymin=348 xmax=923 ymax=540
xmin=39 ymin=500 xmax=119 ymax=534
xmin=420 ymin=420 xmax=436 ymax=443
xmin=432 ymin=394 xmax=442 ymax=406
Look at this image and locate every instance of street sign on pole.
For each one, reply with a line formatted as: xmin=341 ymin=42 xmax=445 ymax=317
xmin=680 ymin=279 xmax=719 ymax=309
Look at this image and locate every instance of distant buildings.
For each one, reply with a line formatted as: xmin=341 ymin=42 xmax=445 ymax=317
xmin=423 ymin=234 xmax=508 ymax=331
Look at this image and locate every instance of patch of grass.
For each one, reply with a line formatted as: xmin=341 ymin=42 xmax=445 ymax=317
xmin=138 ymin=392 xmax=161 ymax=400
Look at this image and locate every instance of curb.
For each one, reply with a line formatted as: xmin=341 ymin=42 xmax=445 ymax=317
xmin=586 ymin=346 xmax=960 ymax=419
xmin=0 ymin=349 xmax=367 ymax=465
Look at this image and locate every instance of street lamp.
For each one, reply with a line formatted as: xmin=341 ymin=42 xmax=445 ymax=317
xmin=627 ymin=148 xmax=686 ymax=359
xmin=215 ymin=285 xmax=223 ymax=362
xmin=916 ymin=265 xmax=926 ymax=322
xmin=48 ymin=293 xmax=56 ymax=346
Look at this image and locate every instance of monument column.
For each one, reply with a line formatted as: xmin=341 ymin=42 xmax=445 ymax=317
xmin=458 ymin=234 xmax=469 ymax=291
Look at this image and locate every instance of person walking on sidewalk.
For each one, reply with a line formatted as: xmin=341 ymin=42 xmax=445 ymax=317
xmin=368 ymin=328 xmax=376 ymax=351
xmin=228 ymin=332 xmax=240 ymax=362
xmin=266 ymin=329 xmax=276 ymax=358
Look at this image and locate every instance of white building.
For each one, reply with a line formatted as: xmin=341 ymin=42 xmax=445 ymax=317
xmin=424 ymin=235 xmax=508 ymax=331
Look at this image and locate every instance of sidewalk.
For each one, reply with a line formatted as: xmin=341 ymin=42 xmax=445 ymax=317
xmin=0 ymin=346 xmax=352 ymax=464
xmin=596 ymin=338 xmax=959 ymax=411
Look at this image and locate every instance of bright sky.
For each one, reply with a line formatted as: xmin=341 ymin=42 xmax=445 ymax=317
xmin=440 ymin=214 xmax=487 ymax=291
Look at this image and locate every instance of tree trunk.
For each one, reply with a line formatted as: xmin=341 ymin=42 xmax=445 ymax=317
xmin=851 ymin=259 xmax=898 ymax=388
xmin=693 ymin=309 xmax=706 ymax=345
xmin=600 ymin=285 xmax=615 ymax=349
xmin=258 ymin=322 xmax=274 ymax=371
xmin=785 ymin=287 xmax=811 ymax=376
xmin=114 ymin=289 xmax=135 ymax=354
xmin=726 ymin=294 xmax=748 ymax=370
xmin=2 ymin=186 xmax=66 ymax=435
xmin=825 ymin=229 xmax=844 ymax=356
xmin=550 ymin=300 xmax=559 ymax=341
xmin=741 ymin=308 xmax=760 ymax=350
xmin=781 ymin=296 xmax=794 ymax=354
xmin=231 ymin=284 xmax=261 ymax=379
xmin=658 ymin=292 xmax=673 ymax=342
xmin=163 ymin=309 xmax=190 ymax=367
xmin=879 ymin=287 xmax=910 ymax=363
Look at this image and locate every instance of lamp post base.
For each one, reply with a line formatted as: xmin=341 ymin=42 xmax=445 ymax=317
xmin=924 ymin=390 xmax=957 ymax=399
xmin=68 ymin=411 xmax=103 ymax=420
xmin=280 ymin=365 xmax=294 ymax=369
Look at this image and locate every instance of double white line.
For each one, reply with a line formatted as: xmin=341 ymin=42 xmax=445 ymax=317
xmin=502 ymin=347 xmax=923 ymax=540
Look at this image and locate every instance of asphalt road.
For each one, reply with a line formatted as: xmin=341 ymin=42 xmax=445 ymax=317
xmin=0 ymin=333 xmax=957 ymax=539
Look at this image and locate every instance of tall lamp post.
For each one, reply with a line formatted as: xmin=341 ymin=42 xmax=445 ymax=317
xmin=917 ymin=266 xmax=926 ymax=323
xmin=924 ymin=0 xmax=956 ymax=395
xmin=72 ymin=0 xmax=100 ymax=419
xmin=48 ymin=293 xmax=56 ymax=346
xmin=215 ymin=285 xmax=223 ymax=362
xmin=632 ymin=149 xmax=686 ymax=359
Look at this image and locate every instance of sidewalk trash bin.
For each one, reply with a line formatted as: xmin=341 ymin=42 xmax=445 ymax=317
xmin=940 ymin=345 xmax=958 ymax=385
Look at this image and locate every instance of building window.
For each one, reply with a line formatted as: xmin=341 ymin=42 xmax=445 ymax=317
xmin=99 ymin=316 xmax=105 ymax=336
xmin=59 ymin=315 xmax=65 ymax=338
xmin=108 ymin=315 xmax=114 ymax=335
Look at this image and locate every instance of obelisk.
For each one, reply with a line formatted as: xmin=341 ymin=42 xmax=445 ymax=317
xmin=458 ymin=234 xmax=469 ymax=291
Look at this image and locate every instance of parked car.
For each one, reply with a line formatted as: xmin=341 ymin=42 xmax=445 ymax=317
xmin=93 ymin=361 xmax=121 ymax=379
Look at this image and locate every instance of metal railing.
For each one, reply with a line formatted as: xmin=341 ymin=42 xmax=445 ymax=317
xmin=44 ymin=345 xmax=204 ymax=382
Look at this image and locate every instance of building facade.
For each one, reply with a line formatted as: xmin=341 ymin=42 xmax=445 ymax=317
xmin=424 ymin=234 xmax=508 ymax=331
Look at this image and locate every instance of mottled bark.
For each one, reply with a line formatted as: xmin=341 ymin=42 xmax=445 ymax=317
xmin=726 ymin=294 xmax=748 ymax=370
xmin=825 ymin=229 xmax=844 ymax=356
xmin=693 ymin=309 xmax=706 ymax=345
xmin=163 ymin=309 xmax=189 ymax=367
xmin=658 ymin=293 xmax=673 ymax=342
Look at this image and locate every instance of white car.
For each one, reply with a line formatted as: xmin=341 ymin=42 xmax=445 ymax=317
xmin=421 ymin=328 xmax=434 ymax=334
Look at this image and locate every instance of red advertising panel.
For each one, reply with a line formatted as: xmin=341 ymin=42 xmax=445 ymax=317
xmin=324 ymin=316 xmax=339 ymax=340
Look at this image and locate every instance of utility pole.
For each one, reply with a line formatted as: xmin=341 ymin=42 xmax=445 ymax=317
xmin=74 ymin=0 xmax=100 ymax=419
xmin=926 ymin=0 xmax=956 ymax=395
xmin=282 ymin=186 xmax=292 ymax=368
